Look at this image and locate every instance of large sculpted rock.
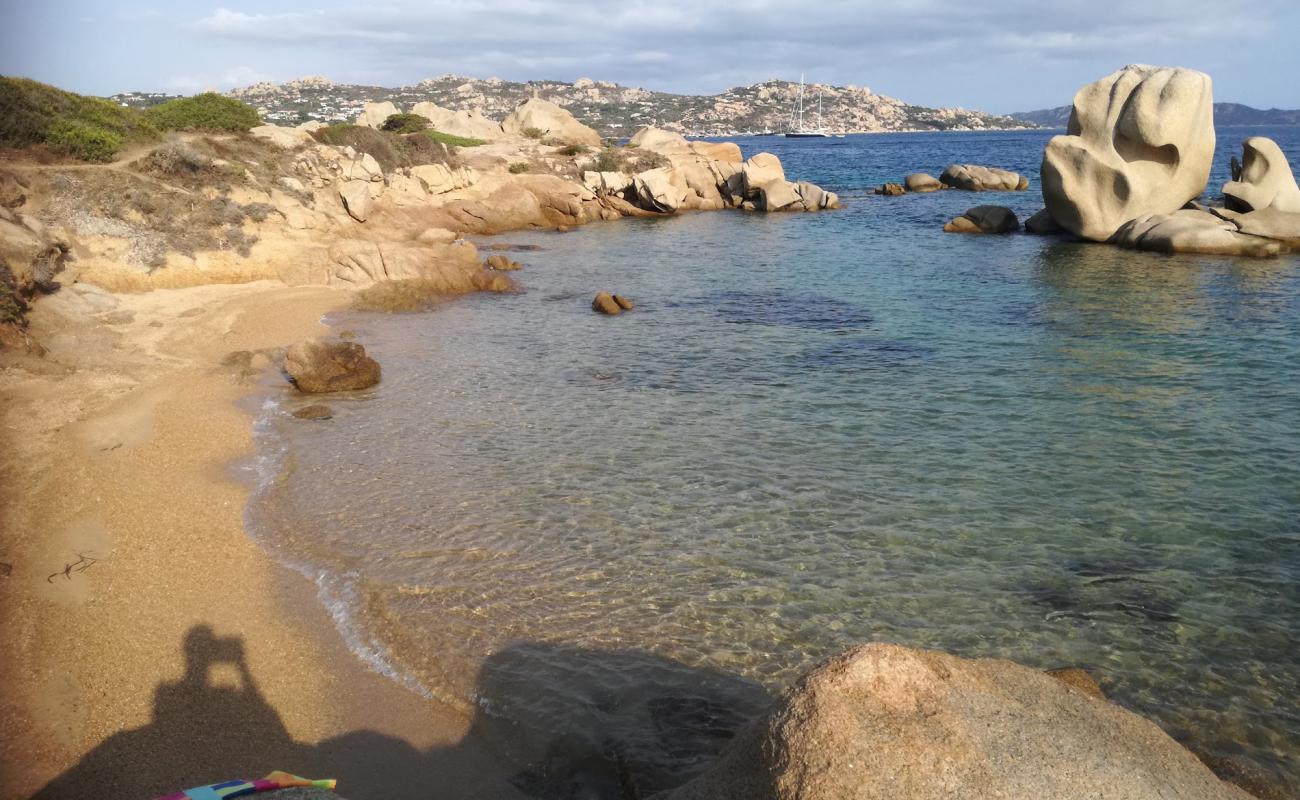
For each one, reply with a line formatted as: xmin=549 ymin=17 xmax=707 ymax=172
xmin=502 ymin=97 xmax=602 ymax=147
xmin=1041 ymin=65 xmax=1216 ymax=241
xmin=1223 ymin=136 xmax=1300 ymax=214
xmin=940 ymin=164 xmax=1027 ymax=192
xmin=655 ymin=644 xmax=1253 ymax=800
xmin=284 ymin=338 xmax=381 ymax=393
xmin=354 ymin=100 xmax=399 ymax=129
xmin=408 ymin=101 xmax=507 ymax=141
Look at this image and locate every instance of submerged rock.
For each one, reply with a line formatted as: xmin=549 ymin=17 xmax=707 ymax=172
xmin=875 ymin=182 xmax=905 ymax=196
xmin=292 ymin=404 xmax=334 ymax=420
xmin=484 ymin=254 xmax=522 ymax=271
xmin=1041 ymin=65 xmax=1215 ymax=241
xmin=940 ymin=164 xmax=1027 ymax=192
xmin=284 ymin=338 xmax=381 ymax=393
xmin=944 ymin=205 xmax=1019 ymax=234
xmin=654 ymin=643 xmax=1253 ymax=800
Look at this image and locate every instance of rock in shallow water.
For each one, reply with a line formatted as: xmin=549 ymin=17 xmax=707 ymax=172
xmin=1041 ymin=64 xmax=1215 ymax=242
xmin=592 ymin=292 xmax=628 ymax=315
xmin=940 ymin=164 xmax=1027 ymax=192
xmin=292 ymin=404 xmax=334 ymax=420
xmin=944 ymin=205 xmax=1019 ymax=234
xmin=1223 ymin=136 xmax=1300 ymax=214
xmin=284 ymin=338 xmax=380 ymax=393
xmin=653 ymin=643 xmax=1253 ymax=800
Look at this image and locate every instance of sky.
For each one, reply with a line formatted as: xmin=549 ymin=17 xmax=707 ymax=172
xmin=1 ymin=0 xmax=1297 ymax=114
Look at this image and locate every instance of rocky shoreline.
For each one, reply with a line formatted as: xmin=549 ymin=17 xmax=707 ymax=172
xmin=2 ymin=71 xmax=1296 ymax=800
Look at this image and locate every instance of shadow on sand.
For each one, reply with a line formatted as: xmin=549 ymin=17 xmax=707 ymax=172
xmin=32 ymin=625 xmax=772 ymax=800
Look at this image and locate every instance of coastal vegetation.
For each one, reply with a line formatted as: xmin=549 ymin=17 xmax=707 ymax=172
xmin=421 ymin=129 xmax=486 ymax=148
xmin=379 ymin=112 xmax=430 ymax=133
xmin=141 ymin=92 xmax=260 ymax=133
xmin=312 ymin=123 xmax=454 ymax=171
xmin=0 ymin=77 xmax=259 ymax=162
xmin=0 ymin=76 xmax=157 ymax=162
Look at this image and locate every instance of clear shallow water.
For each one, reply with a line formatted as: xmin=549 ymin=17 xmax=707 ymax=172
xmin=250 ymin=128 xmax=1300 ymax=792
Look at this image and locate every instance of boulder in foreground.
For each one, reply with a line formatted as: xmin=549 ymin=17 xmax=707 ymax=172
xmin=284 ymin=338 xmax=381 ymax=393
xmin=654 ymin=643 xmax=1253 ymax=800
xmin=1041 ymin=64 xmax=1215 ymax=241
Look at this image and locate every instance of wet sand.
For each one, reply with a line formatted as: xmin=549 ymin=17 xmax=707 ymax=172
xmin=0 ymin=281 xmax=523 ymax=800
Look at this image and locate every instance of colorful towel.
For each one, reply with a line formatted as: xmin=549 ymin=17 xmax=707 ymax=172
xmin=155 ymin=770 xmax=336 ymax=799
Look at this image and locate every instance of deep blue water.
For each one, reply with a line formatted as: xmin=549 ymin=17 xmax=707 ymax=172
xmin=250 ymin=127 xmax=1300 ymax=791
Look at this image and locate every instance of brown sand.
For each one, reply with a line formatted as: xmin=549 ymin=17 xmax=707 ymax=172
xmin=0 ymin=281 xmax=525 ymax=800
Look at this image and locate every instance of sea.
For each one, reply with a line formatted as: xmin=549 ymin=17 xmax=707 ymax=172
xmin=246 ymin=126 xmax=1300 ymax=794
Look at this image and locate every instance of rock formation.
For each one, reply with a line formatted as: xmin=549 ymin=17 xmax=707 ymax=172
xmin=654 ymin=643 xmax=1253 ymax=800
xmin=944 ymin=205 xmax=1019 ymax=234
xmin=592 ymin=292 xmax=627 ymax=315
xmin=904 ymin=173 xmax=942 ymax=193
xmin=940 ymin=164 xmax=1027 ymax=192
xmin=1023 ymin=208 xmax=1064 ymax=235
xmin=354 ymin=100 xmax=400 ymax=129
xmin=249 ymin=124 xmax=315 ymax=149
xmin=284 ymin=338 xmax=381 ymax=393
xmin=1112 ymin=210 xmax=1282 ymax=257
xmin=502 ymin=97 xmax=603 ymax=147
xmin=1041 ymin=65 xmax=1216 ymax=241
xmin=1223 ymin=137 xmax=1300 ymax=214
xmin=408 ymin=101 xmax=507 ymax=141
xmin=875 ymin=183 xmax=905 ymax=196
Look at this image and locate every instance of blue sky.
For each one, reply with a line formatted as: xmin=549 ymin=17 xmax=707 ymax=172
xmin=1 ymin=1 xmax=1297 ymax=113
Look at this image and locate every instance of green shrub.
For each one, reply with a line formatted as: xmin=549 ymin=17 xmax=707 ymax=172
xmin=143 ymin=93 xmax=260 ymax=132
xmin=0 ymin=76 xmax=157 ymax=161
xmin=508 ymin=162 xmax=530 ymax=174
xmin=423 ymin=129 xmax=486 ymax=148
xmin=313 ymin=124 xmax=452 ymax=172
xmin=381 ymin=113 xmax=430 ymax=134
xmin=590 ymin=147 xmax=620 ymax=172
xmin=521 ymin=126 xmax=545 ymax=139
xmin=557 ymin=144 xmax=588 ymax=156
xmin=46 ymin=119 xmax=123 ymax=162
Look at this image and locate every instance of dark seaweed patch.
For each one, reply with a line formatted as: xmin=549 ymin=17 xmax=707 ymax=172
xmin=801 ymin=337 xmax=933 ymax=371
xmin=676 ymin=290 xmax=874 ymax=332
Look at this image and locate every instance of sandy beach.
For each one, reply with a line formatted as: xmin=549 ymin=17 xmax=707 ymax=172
xmin=0 ymin=281 xmax=524 ymax=800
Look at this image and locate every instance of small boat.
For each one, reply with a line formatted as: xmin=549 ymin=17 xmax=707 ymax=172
xmin=783 ymin=75 xmax=831 ymax=138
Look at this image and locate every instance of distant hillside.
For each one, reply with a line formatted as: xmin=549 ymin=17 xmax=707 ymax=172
xmin=110 ymin=75 xmax=1031 ymax=137
xmin=1011 ymin=103 xmax=1300 ymax=129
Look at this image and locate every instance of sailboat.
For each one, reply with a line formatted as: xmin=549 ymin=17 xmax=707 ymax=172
xmin=783 ymin=74 xmax=831 ymax=138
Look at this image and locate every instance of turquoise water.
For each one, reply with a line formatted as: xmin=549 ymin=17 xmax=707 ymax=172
xmin=250 ymin=128 xmax=1300 ymax=792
